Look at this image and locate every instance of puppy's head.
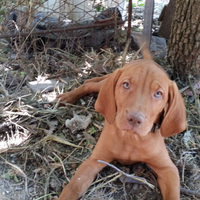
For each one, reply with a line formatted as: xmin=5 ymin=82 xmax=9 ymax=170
xmin=95 ymin=59 xmax=186 ymax=137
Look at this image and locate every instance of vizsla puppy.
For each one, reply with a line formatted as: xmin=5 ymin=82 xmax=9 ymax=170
xmin=57 ymin=46 xmax=186 ymax=200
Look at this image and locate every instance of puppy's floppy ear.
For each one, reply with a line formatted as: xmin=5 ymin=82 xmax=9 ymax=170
xmin=161 ymin=81 xmax=187 ymax=137
xmin=95 ymin=69 xmax=122 ymax=124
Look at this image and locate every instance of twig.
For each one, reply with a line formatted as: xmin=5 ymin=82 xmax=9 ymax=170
xmin=63 ymin=139 xmax=85 ymax=163
xmin=180 ymin=151 xmax=197 ymax=182
xmin=0 ymin=21 xmax=124 ymax=39
xmin=44 ymin=167 xmax=56 ymax=200
xmin=97 ymin=160 xmax=154 ymax=189
xmin=153 ymin=47 xmax=167 ymax=57
xmin=100 ymin=48 xmax=115 ymax=56
xmin=94 ymin=173 xmax=122 ymax=189
xmin=0 ymin=155 xmax=28 ymax=198
xmin=188 ymin=76 xmax=200 ymax=119
xmin=38 ymin=135 xmax=83 ymax=148
xmin=53 ymin=152 xmax=70 ymax=183
xmin=0 ymin=82 xmax=9 ymax=96
xmin=90 ymin=172 xmax=119 ymax=186
xmin=34 ymin=193 xmax=58 ymax=200
xmin=85 ymin=172 xmax=122 ymax=198
xmin=179 ymin=85 xmax=190 ymax=94
xmin=121 ymin=37 xmax=131 ymax=66
xmin=132 ymin=42 xmax=146 ymax=61
xmin=187 ymin=124 xmax=200 ymax=128
xmin=181 ymin=187 xmax=200 ymax=198
xmin=15 ymin=74 xmax=28 ymax=93
xmin=59 ymin=54 xmax=83 ymax=74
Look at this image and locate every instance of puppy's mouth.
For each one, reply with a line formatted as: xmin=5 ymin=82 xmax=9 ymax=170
xmin=119 ymin=124 xmax=152 ymax=136
xmin=120 ymin=121 xmax=161 ymax=136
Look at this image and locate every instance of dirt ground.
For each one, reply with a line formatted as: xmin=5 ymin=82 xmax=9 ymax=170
xmin=0 ymin=43 xmax=200 ymax=200
xmin=0 ymin=2 xmax=200 ymax=200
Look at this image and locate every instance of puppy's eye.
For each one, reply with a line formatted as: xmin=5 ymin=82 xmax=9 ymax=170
xmin=123 ymin=82 xmax=130 ymax=89
xmin=154 ymin=91 xmax=162 ymax=99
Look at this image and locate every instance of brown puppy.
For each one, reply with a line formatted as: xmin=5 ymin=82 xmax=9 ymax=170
xmin=57 ymin=46 xmax=186 ymax=200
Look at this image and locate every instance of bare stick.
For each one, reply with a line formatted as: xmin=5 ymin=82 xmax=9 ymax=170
xmin=97 ymin=160 xmax=154 ymax=189
xmin=181 ymin=187 xmax=200 ymax=198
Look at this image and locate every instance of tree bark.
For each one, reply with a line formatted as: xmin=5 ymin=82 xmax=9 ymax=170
xmin=167 ymin=0 xmax=200 ymax=81
xmin=158 ymin=0 xmax=176 ymax=39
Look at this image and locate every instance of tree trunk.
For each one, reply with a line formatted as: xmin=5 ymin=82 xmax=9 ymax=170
xmin=167 ymin=0 xmax=200 ymax=81
xmin=158 ymin=0 xmax=176 ymax=39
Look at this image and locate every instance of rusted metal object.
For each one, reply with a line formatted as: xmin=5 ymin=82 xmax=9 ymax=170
xmin=0 ymin=21 xmax=124 ymax=39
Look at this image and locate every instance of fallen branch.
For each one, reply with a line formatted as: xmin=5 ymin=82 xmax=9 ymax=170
xmin=97 ymin=160 xmax=154 ymax=189
xmin=121 ymin=37 xmax=131 ymax=66
xmin=181 ymin=187 xmax=200 ymax=198
xmin=60 ymin=54 xmax=83 ymax=74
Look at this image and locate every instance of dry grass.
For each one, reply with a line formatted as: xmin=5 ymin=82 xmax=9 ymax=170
xmin=0 ymin=2 xmax=200 ymax=200
xmin=0 ymin=38 xmax=200 ymax=200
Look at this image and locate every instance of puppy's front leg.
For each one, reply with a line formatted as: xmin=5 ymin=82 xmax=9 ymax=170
xmin=157 ymin=165 xmax=180 ymax=200
xmin=148 ymin=155 xmax=180 ymax=200
xmin=58 ymin=157 xmax=106 ymax=200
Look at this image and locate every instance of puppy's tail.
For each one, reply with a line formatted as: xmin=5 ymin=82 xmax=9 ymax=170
xmin=141 ymin=43 xmax=153 ymax=60
xmin=133 ymin=33 xmax=153 ymax=60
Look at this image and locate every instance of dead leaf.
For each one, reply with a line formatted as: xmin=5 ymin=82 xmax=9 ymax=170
xmin=65 ymin=112 xmax=92 ymax=133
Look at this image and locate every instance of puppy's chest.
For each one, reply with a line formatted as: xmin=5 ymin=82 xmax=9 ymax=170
xmin=113 ymin=135 xmax=162 ymax=164
xmin=115 ymin=145 xmax=150 ymax=164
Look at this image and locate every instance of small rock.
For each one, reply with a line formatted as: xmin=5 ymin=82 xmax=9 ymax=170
xmin=150 ymin=36 xmax=167 ymax=59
